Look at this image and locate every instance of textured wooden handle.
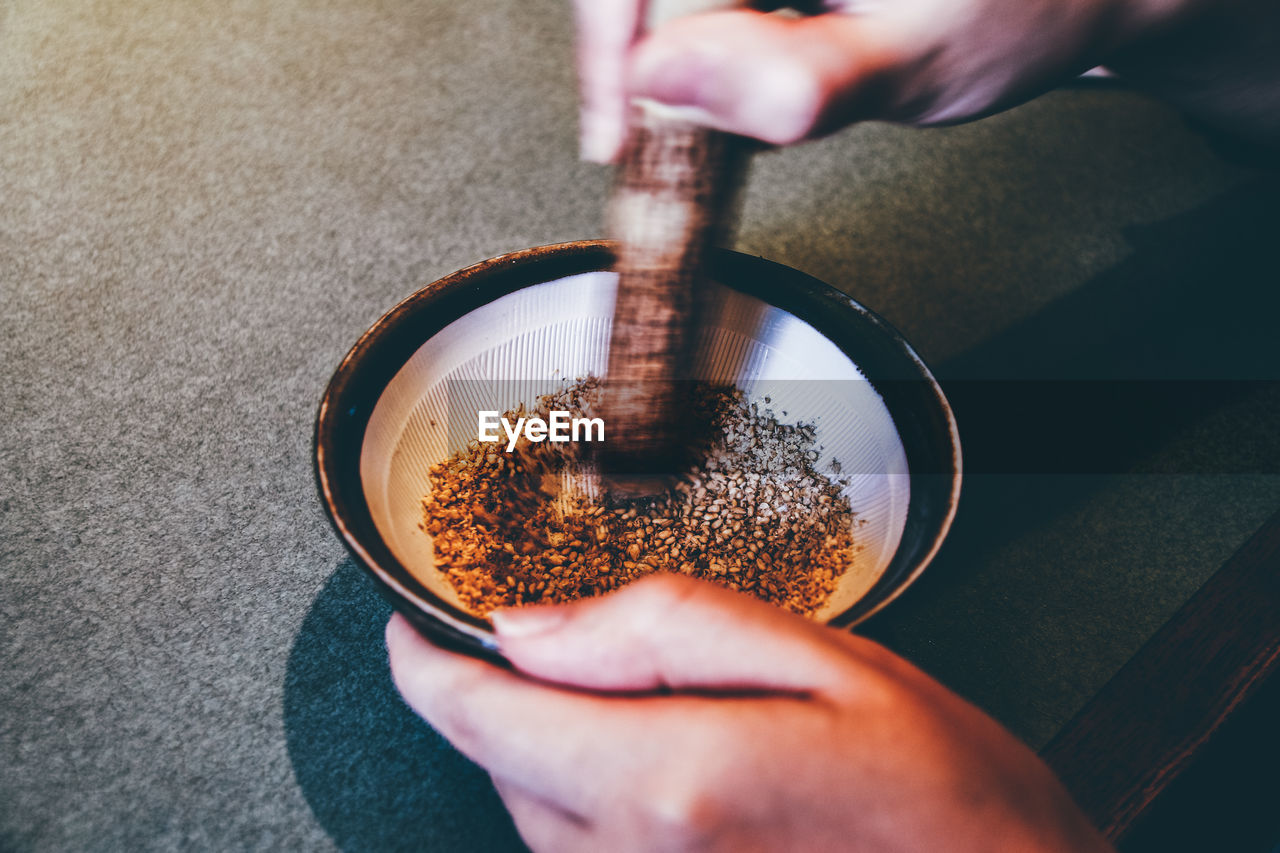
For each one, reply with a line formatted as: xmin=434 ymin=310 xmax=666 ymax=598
xmin=600 ymin=102 xmax=749 ymax=479
xmin=597 ymin=0 xmax=751 ymax=483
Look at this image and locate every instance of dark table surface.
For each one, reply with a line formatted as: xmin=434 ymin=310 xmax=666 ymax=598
xmin=3 ymin=1 xmax=1277 ymax=849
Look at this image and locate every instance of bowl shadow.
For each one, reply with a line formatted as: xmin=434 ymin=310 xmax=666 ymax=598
xmin=284 ymin=559 xmax=528 ymax=853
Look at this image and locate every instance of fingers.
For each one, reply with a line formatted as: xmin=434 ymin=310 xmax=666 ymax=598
xmin=386 ymin=612 xmax=654 ymax=811
xmin=491 ymin=573 xmax=861 ymax=693
xmin=574 ymin=0 xmax=647 ymax=162
xmin=628 ymin=10 xmax=898 ymax=145
xmin=386 ymin=601 xmax=861 ymax=815
xmin=574 ymin=4 xmax=896 ymax=160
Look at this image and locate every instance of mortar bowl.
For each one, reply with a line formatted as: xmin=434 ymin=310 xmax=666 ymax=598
xmin=315 ymin=240 xmax=960 ymax=659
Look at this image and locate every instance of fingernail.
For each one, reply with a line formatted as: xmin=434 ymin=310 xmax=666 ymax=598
xmin=633 ymin=97 xmax=721 ymax=128
xmin=491 ymin=606 xmax=570 ymax=638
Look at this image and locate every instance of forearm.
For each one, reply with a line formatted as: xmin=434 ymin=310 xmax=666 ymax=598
xmin=1106 ymin=0 xmax=1280 ymax=145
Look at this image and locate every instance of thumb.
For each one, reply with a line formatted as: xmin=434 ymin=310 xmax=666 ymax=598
xmin=628 ymin=10 xmax=899 ymax=145
xmin=491 ymin=573 xmax=856 ymax=693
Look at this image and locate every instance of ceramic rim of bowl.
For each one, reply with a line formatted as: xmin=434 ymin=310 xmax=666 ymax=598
xmin=314 ymin=240 xmax=961 ymax=659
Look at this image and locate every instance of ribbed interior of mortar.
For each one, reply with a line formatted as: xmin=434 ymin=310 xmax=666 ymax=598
xmin=361 ymin=270 xmax=909 ymax=621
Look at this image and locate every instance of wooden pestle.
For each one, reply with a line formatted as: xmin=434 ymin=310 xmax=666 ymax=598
xmin=599 ymin=0 xmax=751 ymax=489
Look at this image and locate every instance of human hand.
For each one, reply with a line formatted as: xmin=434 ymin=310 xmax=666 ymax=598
xmin=573 ymin=0 xmax=1156 ymax=162
xmin=386 ymin=574 xmax=1112 ymax=852
xmin=574 ymin=0 xmax=1280 ymax=163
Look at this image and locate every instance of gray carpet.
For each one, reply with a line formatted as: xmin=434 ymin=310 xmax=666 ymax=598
xmin=3 ymin=0 xmax=1277 ymax=849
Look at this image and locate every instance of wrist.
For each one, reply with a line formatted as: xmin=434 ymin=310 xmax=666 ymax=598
xmin=1101 ymin=0 xmax=1280 ymax=146
xmin=1110 ymin=0 xmax=1204 ymax=40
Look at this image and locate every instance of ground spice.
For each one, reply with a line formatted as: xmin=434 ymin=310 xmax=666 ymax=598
xmin=420 ymin=378 xmax=857 ymax=618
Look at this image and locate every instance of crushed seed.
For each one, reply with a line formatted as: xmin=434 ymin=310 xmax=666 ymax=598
xmin=420 ymin=378 xmax=857 ymax=618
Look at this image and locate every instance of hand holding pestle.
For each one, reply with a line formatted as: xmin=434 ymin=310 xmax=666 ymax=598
xmin=598 ymin=0 xmax=752 ymax=490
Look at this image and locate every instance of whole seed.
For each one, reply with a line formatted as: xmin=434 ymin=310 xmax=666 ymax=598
xmin=421 ymin=378 xmax=856 ymax=618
